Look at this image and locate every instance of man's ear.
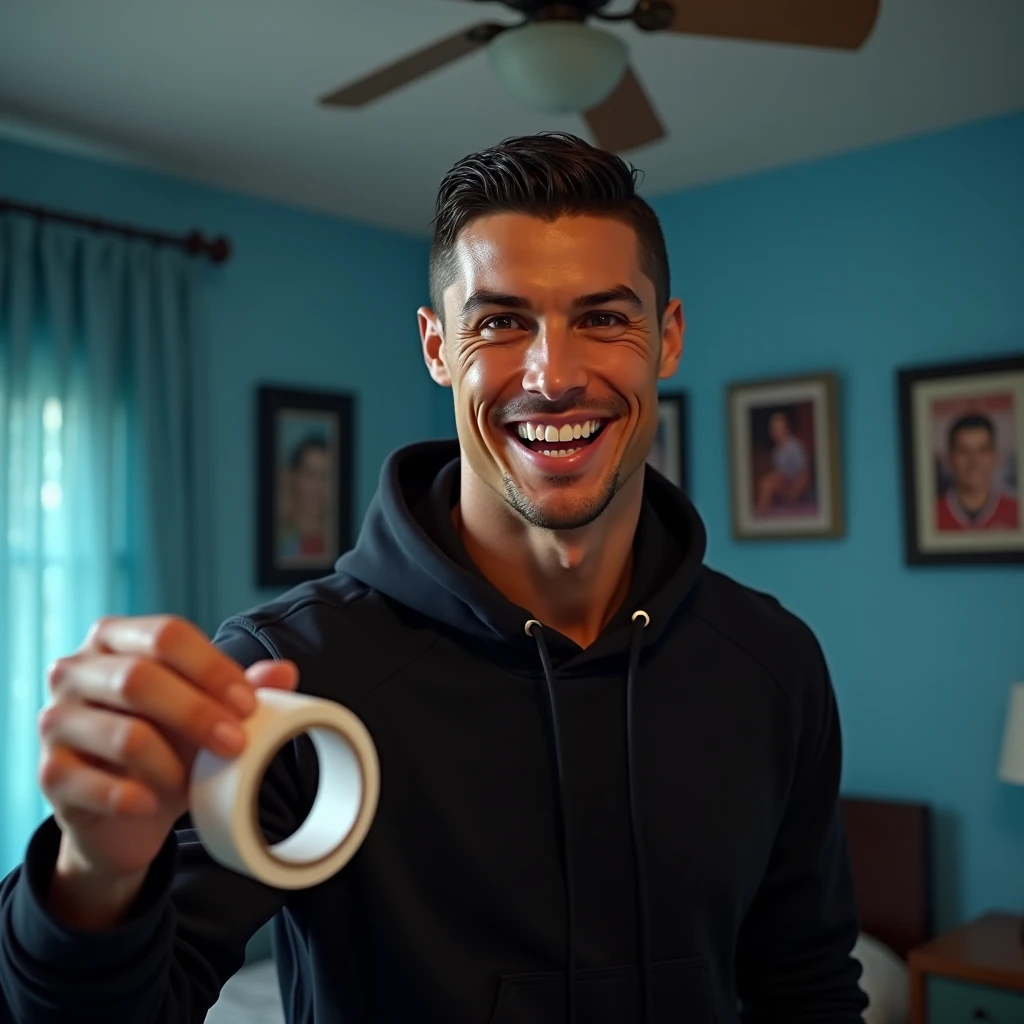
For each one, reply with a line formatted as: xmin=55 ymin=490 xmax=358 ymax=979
xmin=418 ymin=307 xmax=451 ymax=387
xmin=657 ymin=298 xmax=685 ymax=380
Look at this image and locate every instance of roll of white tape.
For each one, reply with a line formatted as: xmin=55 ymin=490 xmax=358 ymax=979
xmin=190 ymin=689 xmax=379 ymax=890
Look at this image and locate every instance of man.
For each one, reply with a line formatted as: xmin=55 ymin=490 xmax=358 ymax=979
xmin=0 ymin=133 xmax=867 ymax=1023
xmin=278 ymin=435 xmax=331 ymax=561
xmin=755 ymin=409 xmax=811 ymax=515
xmin=936 ymin=412 xmax=1019 ymax=531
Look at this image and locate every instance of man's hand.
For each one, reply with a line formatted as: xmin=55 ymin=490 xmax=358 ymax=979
xmin=37 ymin=615 xmax=297 ymax=928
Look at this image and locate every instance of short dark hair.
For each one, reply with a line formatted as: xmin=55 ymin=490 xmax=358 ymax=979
xmin=289 ymin=435 xmax=327 ymax=471
xmin=948 ymin=413 xmax=995 ymax=451
xmin=429 ymin=132 xmax=670 ymax=317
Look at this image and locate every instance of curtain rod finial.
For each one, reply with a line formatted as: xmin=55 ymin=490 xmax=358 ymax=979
xmin=209 ymin=237 xmax=231 ymax=264
xmin=185 ymin=230 xmax=231 ymax=264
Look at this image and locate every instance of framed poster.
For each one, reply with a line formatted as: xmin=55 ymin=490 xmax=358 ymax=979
xmin=898 ymin=354 xmax=1024 ymax=565
xmin=727 ymin=372 xmax=844 ymax=540
xmin=257 ymin=386 xmax=354 ymax=587
xmin=647 ymin=392 xmax=688 ymax=491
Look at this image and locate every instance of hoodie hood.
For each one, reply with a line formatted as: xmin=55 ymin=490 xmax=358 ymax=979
xmin=337 ymin=440 xmax=707 ymax=666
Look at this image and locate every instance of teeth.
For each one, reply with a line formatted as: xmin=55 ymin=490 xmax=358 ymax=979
xmin=541 ymin=448 xmax=579 ymax=458
xmin=515 ymin=419 xmax=603 ymax=443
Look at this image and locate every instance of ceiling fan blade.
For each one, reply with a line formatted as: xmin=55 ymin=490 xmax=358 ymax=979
xmin=583 ymin=68 xmax=665 ymax=154
xmin=664 ymin=0 xmax=880 ymax=50
xmin=319 ymin=24 xmax=504 ymax=107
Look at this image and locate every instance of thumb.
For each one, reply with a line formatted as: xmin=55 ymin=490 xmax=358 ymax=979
xmin=244 ymin=659 xmax=299 ymax=691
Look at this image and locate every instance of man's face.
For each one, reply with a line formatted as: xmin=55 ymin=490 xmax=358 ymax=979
xmin=769 ymin=413 xmax=789 ymax=444
xmin=420 ymin=213 xmax=683 ymax=531
xmin=950 ymin=426 xmax=996 ymax=492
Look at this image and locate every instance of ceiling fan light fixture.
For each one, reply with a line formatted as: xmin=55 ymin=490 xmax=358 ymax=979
xmin=488 ymin=21 xmax=629 ymax=115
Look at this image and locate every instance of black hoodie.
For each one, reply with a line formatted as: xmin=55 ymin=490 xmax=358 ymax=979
xmin=0 ymin=441 xmax=867 ymax=1024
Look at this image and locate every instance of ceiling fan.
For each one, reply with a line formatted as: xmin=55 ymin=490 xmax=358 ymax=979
xmin=319 ymin=0 xmax=881 ymax=154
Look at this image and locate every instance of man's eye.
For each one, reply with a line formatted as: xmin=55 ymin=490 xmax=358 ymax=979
xmin=481 ymin=315 xmax=521 ymax=331
xmin=580 ymin=312 xmax=623 ymax=329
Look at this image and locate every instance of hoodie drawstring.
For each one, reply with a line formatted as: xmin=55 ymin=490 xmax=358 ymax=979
xmin=526 ymin=619 xmax=577 ymax=1024
xmin=626 ymin=610 xmax=653 ymax=1024
xmin=525 ymin=612 xmax=653 ymax=1024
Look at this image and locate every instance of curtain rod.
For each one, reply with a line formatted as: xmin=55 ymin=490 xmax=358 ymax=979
xmin=0 ymin=198 xmax=232 ymax=264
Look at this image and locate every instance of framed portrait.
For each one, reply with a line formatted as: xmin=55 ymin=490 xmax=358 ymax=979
xmin=647 ymin=392 xmax=688 ymax=491
xmin=898 ymin=354 xmax=1024 ymax=565
xmin=727 ymin=372 xmax=844 ymax=540
xmin=257 ymin=386 xmax=354 ymax=587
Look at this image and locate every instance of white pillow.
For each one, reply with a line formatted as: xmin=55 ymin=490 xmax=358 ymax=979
xmin=205 ymin=960 xmax=285 ymax=1024
xmin=852 ymin=932 xmax=908 ymax=1024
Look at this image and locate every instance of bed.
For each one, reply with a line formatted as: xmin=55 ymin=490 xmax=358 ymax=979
xmin=204 ymin=796 xmax=934 ymax=1024
xmin=842 ymin=796 xmax=934 ymax=1024
xmin=842 ymin=796 xmax=934 ymax=961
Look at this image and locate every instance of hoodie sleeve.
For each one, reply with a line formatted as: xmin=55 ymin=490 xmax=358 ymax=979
xmin=0 ymin=620 xmax=307 ymax=1024
xmin=734 ymin=630 xmax=868 ymax=1023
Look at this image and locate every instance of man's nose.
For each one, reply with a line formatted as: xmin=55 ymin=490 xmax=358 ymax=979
xmin=521 ymin=321 xmax=588 ymax=403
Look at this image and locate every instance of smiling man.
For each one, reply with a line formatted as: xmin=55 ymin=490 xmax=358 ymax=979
xmin=0 ymin=134 xmax=867 ymax=1024
xmin=937 ymin=412 xmax=1020 ymax=531
xmin=417 ymin=191 xmax=683 ymax=650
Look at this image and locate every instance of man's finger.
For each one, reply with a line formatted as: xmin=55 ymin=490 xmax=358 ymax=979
xmin=243 ymin=660 xmax=299 ymax=691
xmin=83 ymin=616 xmax=254 ymax=714
xmin=48 ymin=654 xmax=248 ymax=759
xmin=39 ymin=702 xmax=187 ymax=796
xmin=40 ymin=744 xmax=159 ymax=817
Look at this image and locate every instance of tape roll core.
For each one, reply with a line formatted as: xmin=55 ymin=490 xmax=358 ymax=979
xmin=259 ymin=723 xmax=363 ymax=864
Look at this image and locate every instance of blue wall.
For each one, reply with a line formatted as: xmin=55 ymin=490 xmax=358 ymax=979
xmin=4 ymin=110 xmax=1024 ymax=931
xmin=652 ymin=110 xmax=1024 ymax=929
xmin=0 ymin=138 xmax=433 ymax=625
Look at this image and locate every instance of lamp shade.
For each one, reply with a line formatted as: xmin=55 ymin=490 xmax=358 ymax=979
xmin=998 ymin=682 xmax=1024 ymax=785
xmin=488 ymin=21 xmax=628 ymax=114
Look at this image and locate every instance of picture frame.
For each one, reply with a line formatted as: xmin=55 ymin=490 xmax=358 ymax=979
xmin=647 ymin=392 xmax=688 ymax=491
xmin=257 ymin=385 xmax=354 ymax=587
xmin=727 ymin=372 xmax=844 ymax=540
xmin=897 ymin=353 xmax=1024 ymax=565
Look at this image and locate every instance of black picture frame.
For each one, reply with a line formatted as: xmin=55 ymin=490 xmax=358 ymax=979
xmin=898 ymin=353 xmax=1024 ymax=565
xmin=257 ymin=385 xmax=354 ymax=587
xmin=647 ymin=392 xmax=688 ymax=492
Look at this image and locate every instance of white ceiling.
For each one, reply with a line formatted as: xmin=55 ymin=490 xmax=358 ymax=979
xmin=1 ymin=0 xmax=1022 ymax=236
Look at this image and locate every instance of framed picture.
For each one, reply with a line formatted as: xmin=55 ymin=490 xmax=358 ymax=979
xmin=727 ymin=372 xmax=844 ymax=540
xmin=898 ymin=354 xmax=1024 ymax=565
xmin=647 ymin=392 xmax=688 ymax=491
xmin=257 ymin=386 xmax=354 ymax=587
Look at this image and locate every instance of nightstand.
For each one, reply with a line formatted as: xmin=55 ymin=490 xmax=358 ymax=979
xmin=908 ymin=912 xmax=1024 ymax=1023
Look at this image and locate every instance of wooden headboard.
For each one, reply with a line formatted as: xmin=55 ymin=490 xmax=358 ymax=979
xmin=841 ymin=796 xmax=933 ymax=959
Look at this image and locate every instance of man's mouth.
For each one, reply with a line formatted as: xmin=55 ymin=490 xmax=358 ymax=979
xmin=506 ymin=418 xmax=608 ymax=458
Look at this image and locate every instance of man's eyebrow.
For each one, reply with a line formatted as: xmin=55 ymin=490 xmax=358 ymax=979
xmin=571 ymin=286 xmax=643 ymax=310
xmin=459 ymin=284 xmax=644 ymax=320
xmin=460 ymin=291 xmax=530 ymax=320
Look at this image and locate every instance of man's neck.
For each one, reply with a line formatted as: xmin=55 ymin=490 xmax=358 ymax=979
xmin=956 ymin=484 xmax=992 ymax=515
xmin=454 ymin=467 xmax=644 ymax=649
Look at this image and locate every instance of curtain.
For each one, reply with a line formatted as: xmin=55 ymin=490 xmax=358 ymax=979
xmin=0 ymin=214 xmax=213 ymax=874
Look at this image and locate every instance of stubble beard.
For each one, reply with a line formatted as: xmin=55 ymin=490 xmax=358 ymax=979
xmin=502 ymin=468 xmax=622 ymax=531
